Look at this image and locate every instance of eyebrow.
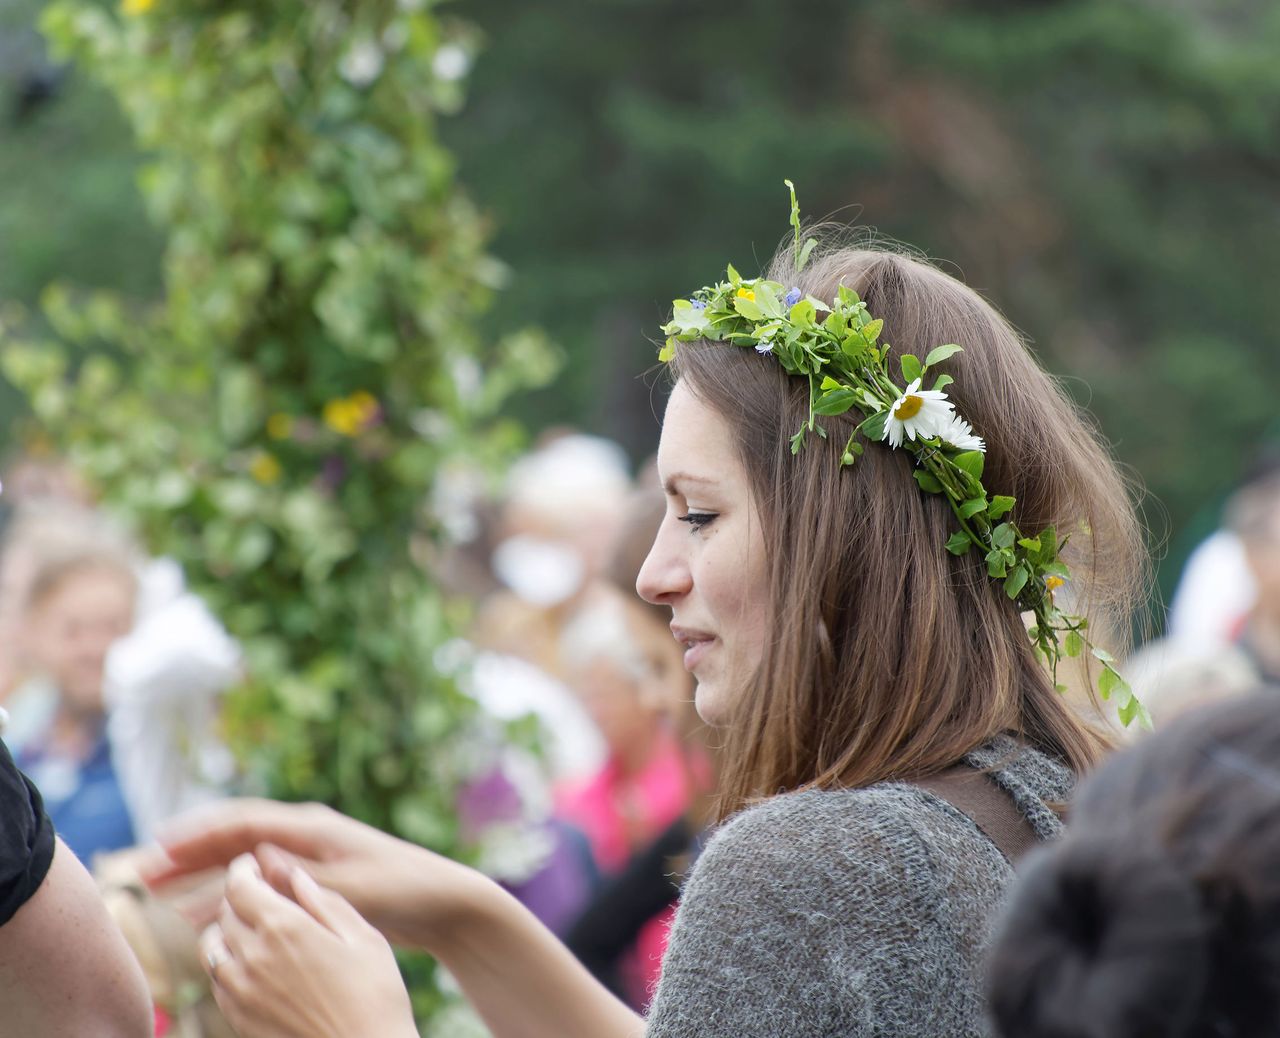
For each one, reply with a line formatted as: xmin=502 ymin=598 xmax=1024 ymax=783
xmin=662 ymin=471 xmax=718 ymax=495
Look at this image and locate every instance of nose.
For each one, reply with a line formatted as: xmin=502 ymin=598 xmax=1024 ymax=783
xmin=636 ymin=512 xmax=691 ymax=605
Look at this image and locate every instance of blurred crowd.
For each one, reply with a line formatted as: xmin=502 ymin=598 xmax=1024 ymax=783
xmin=8 ymin=430 xmax=1280 ymax=1034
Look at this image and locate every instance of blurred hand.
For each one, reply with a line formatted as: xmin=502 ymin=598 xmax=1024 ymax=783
xmin=141 ymin=798 xmax=485 ymax=951
xmin=200 ymin=855 xmax=417 ymax=1038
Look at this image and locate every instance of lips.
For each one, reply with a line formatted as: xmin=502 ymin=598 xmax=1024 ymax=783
xmin=671 ymin=623 xmax=716 ymax=672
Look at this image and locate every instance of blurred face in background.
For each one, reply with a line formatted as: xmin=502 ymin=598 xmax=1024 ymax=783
xmin=570 ymin=654 xmax=664 ymax=768
xmin=23 ymin=563 xmax=136 ymax=714
xmin=562 ymin=587 xmax=671 ymax=770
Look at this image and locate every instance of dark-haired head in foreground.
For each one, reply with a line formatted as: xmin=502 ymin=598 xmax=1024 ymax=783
xmin=987 ymin=692 xmax=1280 ymax=1037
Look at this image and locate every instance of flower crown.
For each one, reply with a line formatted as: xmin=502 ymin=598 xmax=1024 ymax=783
xmin=659 ymin=181 xmax=1147 ymax=728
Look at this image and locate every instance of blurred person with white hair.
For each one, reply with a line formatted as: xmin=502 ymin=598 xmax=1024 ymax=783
xmin=1128 ymin=465 xmax=1280 ymax=724
xmin=1 ymin=503 xmax=240 ymax=858
xmin=2 ymin=504 xmax=142 ymax=859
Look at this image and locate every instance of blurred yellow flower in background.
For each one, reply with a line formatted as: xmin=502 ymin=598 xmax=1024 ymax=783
xmin=121 ymin=0 xmax=155 ymax=15
xmin=349 ymin=390 xmax=379 ymax=424
xmin=322 ymin=391 xmax=379 ymax=437
xmin=266 ymin=413 xmax=293 ymax=440
xmin=249 ymin=451 xmax=282 ymax=484
xmin=322 ymin=398 xmax=360 ymax=436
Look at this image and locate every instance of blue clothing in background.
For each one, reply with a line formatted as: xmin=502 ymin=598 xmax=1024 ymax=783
xmin=19 ymin=733 xmax=134 ymax=863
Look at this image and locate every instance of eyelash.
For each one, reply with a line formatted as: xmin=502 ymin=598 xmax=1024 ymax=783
xmin=678 ymin=511 xmax=717 ymax=531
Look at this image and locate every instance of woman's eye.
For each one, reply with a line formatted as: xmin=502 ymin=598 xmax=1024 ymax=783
xmin=678 ymin=511 xmax=717 ymax=531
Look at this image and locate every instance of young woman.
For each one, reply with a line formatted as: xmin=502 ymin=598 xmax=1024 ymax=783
xmin=144 ymin=235 xmax=1145 ymax=1038
xmin=987 ymin=691 xmax=1280 ymax=1037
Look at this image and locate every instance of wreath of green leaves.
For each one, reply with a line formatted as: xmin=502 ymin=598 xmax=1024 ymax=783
xmin=659 ymin=181 xmax=1148 ymax=728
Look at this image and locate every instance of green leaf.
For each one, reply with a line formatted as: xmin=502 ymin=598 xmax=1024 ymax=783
xmin=814 ymin=389 xmax=857 ymax=416
xmin=789 ymin=427 xmax=807 ymax=454
xmin=914 ymin=469 xmax=944 ymax=494
xmin=861 ymin=318 xmax=884 ymax=343
xmin=669 ymin=299 xmax=711 ymax=335
xmin=1091 ymin=646 xmax=1116 ymax=665
xmin=1017 ymin=535 xmax=1042 ymax=555
xmin=924 ymin=343 xmax=964 ymax=368
xmin=1005 ymin=564 xmax=1030 ymax=600
xmin=931 ymin=373 xmax=954 ymax=393
xmin=945 ymin=531 xmax=972 ymax=555
xmin=1063 ymin=631 xmax=1083 ymax=657
xmin=733 ymin=295 xmax=765 ymax=321
xmin=953 ymin=450 xmax=984 ymax=481
xmin=789 ymin=299 xmax=817 ymax=326
xmin=959 ymin=495 xmax=988 ymax=519
xmin=985 ymin=550 xmax=1009 ymax=578
xmin=991 ymin=523 xmax=1016 ymax=550
xmin=858 ymin=411 xmax=888 ymax=441
xmin=988 ymin=495 xmax=1015 ymax=520
xmin=822 ymin=309 xmax=847 ymax=337
xmin=900 ymin=353 xmax=923 ymax=384
xmin=727 ymin=263 xmax=742 ymax=283
xmin=797 ymin=237 xmax=818 ymax=271
xmin=1038 ymin=526 xmax=1059 ymax=561
xmin=1120 ymin=698 xmax=1153 ymax=730
xmin=1097 ymin=665 xmax=1120 ymax=701
xmin=658 ymin=340 xmax=676 ymax=363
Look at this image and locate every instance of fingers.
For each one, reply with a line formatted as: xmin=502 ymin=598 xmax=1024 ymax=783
xmin=199 ymin=923 xmax=234 ymax=987
xmin=143 ymin=799 xmax=333 ymax=888
xmin=255 ymin=842 xmax=303 ymax=897
xmin=223 ymin=853 xmax=314 ymax=930
xmin=289 ymin=868 xmax=367 ymax=937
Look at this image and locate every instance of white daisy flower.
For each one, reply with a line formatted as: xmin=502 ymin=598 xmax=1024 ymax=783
xmin=882 ymin=378 xmax=955 ymax=448
xmin=938 ymin=413 xmax=986 ymax=453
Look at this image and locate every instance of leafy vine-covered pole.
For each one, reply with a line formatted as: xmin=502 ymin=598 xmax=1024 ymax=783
xmin=1 ymin=0 xmax=555 ymax=1026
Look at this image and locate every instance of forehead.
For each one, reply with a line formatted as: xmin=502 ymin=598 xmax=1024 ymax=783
xmin=656 ymin=381 xmax=740 ymax=482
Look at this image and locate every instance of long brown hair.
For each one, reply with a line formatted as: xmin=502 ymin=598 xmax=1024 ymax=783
xmin=668 ymin=242 xmax=1146 ymax=819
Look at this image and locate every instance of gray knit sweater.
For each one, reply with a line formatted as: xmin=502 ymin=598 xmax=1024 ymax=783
xmin=643 ymin=738 xmax=1073 ymax=1037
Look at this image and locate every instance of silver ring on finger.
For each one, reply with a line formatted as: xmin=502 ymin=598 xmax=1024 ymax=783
xmin=206 ymin=945 xmax=232 ymax=981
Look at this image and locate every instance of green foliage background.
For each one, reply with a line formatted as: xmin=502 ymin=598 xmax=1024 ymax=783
xmin=1 ymin=0 xmax=553 ymax=1025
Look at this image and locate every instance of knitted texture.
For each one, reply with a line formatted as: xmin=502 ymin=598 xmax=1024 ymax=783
xmin=643 ymin=738 xmax=1072 ymax=1037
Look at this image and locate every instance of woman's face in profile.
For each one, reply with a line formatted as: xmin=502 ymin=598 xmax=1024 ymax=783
xmin=637 ymin=381 xmax=768 ymax=726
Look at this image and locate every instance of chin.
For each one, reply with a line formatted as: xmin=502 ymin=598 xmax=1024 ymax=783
xmin=693 ymin=679 xmax=731 ymax=728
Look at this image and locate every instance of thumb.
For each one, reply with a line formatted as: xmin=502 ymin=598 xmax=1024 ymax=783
xmin=290 ymin=867 xmax=368 ymax=938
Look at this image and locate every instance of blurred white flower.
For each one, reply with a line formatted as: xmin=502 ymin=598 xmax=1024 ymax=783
xmin=882 ymin=378 xmax=955 ymax=448
xmin=339 ymin=40 xmax=385 ymax=88
xmin=433 ymin=44 xmax=471 ymax=82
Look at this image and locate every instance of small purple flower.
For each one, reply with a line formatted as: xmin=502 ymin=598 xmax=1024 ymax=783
xmin=319 ymin=454 xmax=347 ymax=492
xmin=785 ymin=287 xmax=802 ymax=307
xmin=754 ymin=339 xmax=774 ymax=355
xmin=691 ymin=300 xmax=707 ymax=311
